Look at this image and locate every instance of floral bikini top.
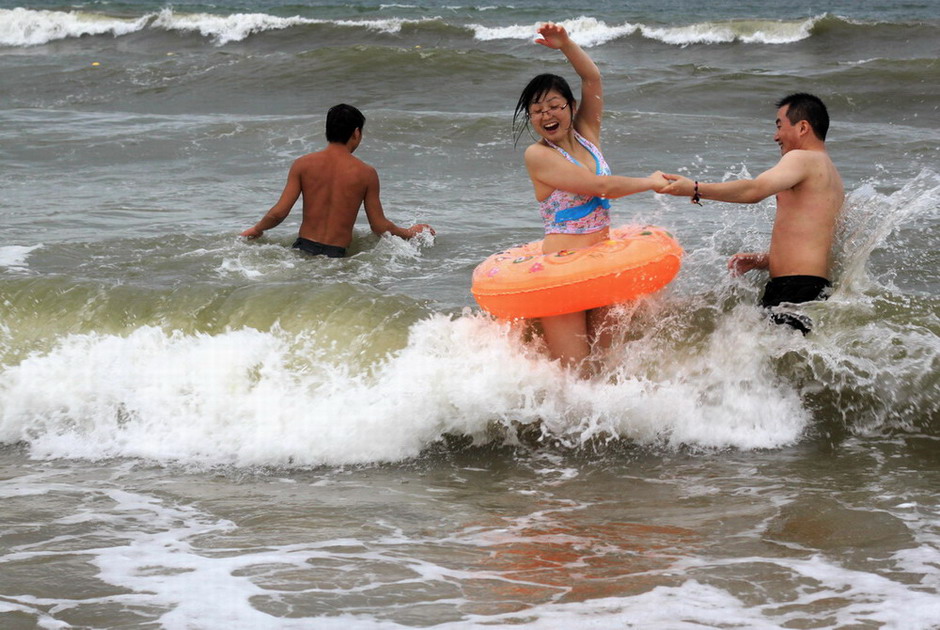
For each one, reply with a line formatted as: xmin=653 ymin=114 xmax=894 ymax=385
xmin=538 ymin=132 xmax=612 ymax=235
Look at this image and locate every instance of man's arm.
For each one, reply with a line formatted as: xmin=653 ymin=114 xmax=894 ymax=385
xmin=661 ymin=151 xmax=809 ymax=204
xmin=362 ymin=167 xmax=434 ymax=240
xmin=240 ymin=162 xmax=303 ymax=238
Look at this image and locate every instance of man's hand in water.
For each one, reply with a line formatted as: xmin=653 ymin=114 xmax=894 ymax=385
xmin=406 ymin=224 xmax=435 ymax=238
xmin=728 ymin=252 xmax=769 ymax=276
xmin=240 ymin=227 xmax=263 ymax=239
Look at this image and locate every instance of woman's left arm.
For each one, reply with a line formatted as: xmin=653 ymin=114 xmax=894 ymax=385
xmin=535 ymin=22 xmax=603 ymax=140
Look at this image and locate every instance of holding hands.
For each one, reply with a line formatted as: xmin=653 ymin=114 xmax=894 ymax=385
xmin=649 ymin=170 xmax=670 ymax=192
xmin=660 ymin=173 xmax=696 ymax=198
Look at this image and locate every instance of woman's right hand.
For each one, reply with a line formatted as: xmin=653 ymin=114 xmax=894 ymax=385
xmin=649 ymin=171 xmax=670 ymax=192
xmin=534 ymin=22 xmax=570 ymax=50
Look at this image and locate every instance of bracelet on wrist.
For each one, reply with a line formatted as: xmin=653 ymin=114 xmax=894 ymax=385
xmin=691 ymin=180 xmax=702 ymax=206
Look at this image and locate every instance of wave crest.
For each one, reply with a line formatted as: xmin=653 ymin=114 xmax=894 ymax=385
xmin=0 ymin=7 xmax=150 ymax=46
xmin=638 ymin=15 xmax=822 ymax=46
xmin=0 ymin=9 xmax=845 ymax=49
xmin=0 ymin=7 xmax=448 ymax=47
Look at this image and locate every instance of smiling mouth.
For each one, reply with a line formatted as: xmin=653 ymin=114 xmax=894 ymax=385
xmin=543 ymin=121 xmax=560 ymax=132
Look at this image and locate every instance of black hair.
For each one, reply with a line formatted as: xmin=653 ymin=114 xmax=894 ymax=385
xmin=776 ymin=93 xmax=829 ymax=141
xmin=512 ymin=73 xmax=576 ymax=145
xmin=325 ymin=103 xmax=365 ymax=144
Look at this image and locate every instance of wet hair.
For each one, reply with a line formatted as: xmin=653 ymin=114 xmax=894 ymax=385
xmin=325 ymin=103 xmax=365 ymax=143
xmin=512 ymin=73 xmax=576 ymax=145
xmin=776 ymin=93 xmax=829 ymax=141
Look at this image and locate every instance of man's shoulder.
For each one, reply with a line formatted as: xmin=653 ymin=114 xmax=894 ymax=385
xmin=779 ymin=149 xmax=813 ymax=162
xmin=781 ymin=148 xmax=832 ymax=165
xmin=774 ymin=149 xmax=831 ymax=178
xmin=294 ymin=150 xmax=327 ymax=166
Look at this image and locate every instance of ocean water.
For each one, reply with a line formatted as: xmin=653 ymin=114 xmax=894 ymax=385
xmin=1 ymin=0 xmax=938 ymax=627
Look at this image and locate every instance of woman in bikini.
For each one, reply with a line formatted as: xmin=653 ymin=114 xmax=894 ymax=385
xmin=514 ymin=22 xmax=668 ymax=376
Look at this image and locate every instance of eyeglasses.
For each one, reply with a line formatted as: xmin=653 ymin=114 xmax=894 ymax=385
xmin=528 ymin=102 xmax=569 ymax=119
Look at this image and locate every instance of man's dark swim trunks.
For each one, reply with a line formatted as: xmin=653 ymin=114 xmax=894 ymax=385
xmin=292 ymin=237 xmax=346 ymax=258
xmin=760 ymin=275 xmax=832 ymax=335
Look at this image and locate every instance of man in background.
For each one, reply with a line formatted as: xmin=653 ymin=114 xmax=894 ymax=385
xmin=241 ymin=103 xmax=434 ymax=257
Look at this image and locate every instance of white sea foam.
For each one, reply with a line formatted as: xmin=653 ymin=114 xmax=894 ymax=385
xmin=2 ymin=173 xmax=935 ymax=466
xmin=0 ymin=8 xmax=822 ymax=48
xmin=471 ymin=17 xmax=638 ymax=47
xmin=150 ymin=8 xmax=315 ymax=45
xmin=0 ymin=299 xmax=811 ymax=467
xmin=638 ymin=16 xmax=820 ymax=46
xmin=0 ymin=244 xmax=41 ymax=270
xmin=0 ymin=7 xmax=432 ymax=47
xmin=834 ymin=168 xmax=940 ymax=296
xmin=0 ymin=8 xmax=150 ymax=46
xmin=4 ymin=473 xmax=935 ymax=630
xmin=469 ymin=15 xmax=820 ymax=47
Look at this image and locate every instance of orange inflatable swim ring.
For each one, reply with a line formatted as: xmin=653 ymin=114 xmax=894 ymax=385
xmin=471 ymin=225 xmax=682 ymax=319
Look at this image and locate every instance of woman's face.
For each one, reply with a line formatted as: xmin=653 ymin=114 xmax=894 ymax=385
xmin=528 ymin=90 xmax=573 ymax=141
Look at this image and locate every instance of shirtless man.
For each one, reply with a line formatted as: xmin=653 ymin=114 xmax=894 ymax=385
xmin=241 ymin=103 xmax=433 ymax=257
xmin=661 ymin=93 xmax=844 ymax=333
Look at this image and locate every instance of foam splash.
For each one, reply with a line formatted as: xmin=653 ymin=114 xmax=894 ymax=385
xmin=152 ymin=10 xmax=430 ymax=44
xmin=0 ymin=304 xmax=810 ymax=466
xmin=638 ymin=16 xmax=821 ymax=46
xmin=0 ymin=244 xmax=42 ymax=271
xmin=0 ymin=8 xmax=827 ymax=48
xmin=833 ymin=168 xmax=940 ymax=296
xmin=0 ymin=7 xmax=432 ymax=47
xmin=149 ymin=9 xmax=313 ymax=46
xmin=470 ymin=15 xmax=822 ymax=47
xmin=1 ymin=172 xmax=936 ymax=466
xmin=4 ymin=474 xmax=936 ymax=629
xmin=0 ymin=8 xmax=150 ymax=46
xmin=471 ymin=17 xmax=636 ymax=47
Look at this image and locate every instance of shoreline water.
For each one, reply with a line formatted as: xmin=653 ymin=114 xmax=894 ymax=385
xmin=1 ymin=0 xmax=938 ymax=627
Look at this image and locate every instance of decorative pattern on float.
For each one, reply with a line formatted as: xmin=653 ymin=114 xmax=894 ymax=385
xmin=471 ymin=225 xmax=683 ymax=319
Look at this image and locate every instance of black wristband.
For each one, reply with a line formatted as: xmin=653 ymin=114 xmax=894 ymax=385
xmin=691 ymin=180 xmax=702 ymax=206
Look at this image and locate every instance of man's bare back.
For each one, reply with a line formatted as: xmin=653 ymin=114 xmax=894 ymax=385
xmin=291 ymin=144 xmax=378 ymax=248
xmin=241 ymin=104 xmax=433 ymax=255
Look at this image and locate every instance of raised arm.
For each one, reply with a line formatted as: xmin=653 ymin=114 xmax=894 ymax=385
xmin=535 ymin=22 xmax=603 ymax=141
xmin=240 ymin=161 xmax=302 ymax=238
xmin=362 ymin=167 xmax=434 ymax=240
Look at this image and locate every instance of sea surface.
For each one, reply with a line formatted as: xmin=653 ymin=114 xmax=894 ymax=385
xmin=1 ymin=0 xmax=938 ymax=627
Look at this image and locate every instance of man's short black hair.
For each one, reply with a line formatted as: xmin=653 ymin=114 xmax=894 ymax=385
xmin=776 ymin=93 xmax=830 ymax=141
xmin=326 ymin=103 xmax=365 ymax=144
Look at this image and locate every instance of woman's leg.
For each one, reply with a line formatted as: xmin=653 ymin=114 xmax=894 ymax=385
xmin=587 ymin=305 xmax=617 ymax=352
xmin=539 ymin=311 xmax=591 ymax=371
